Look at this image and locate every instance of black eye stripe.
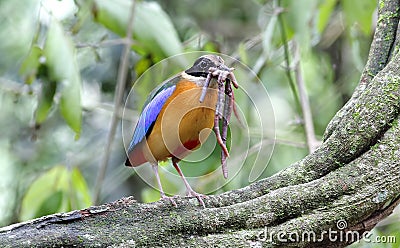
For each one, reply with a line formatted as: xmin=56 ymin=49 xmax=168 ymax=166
xmin=185 ymin=57 xmax=219 ymax=77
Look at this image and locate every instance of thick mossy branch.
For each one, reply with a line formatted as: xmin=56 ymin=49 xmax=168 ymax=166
xmin=1 ymin=1 xmax=400 ymax=247
xmin=1 ymin=117 xmax=399 ymax=247
xmin=361 ymin=0 xmax=400 ymax=84
xmin=324 ymin=0 xmax=400 ymax=140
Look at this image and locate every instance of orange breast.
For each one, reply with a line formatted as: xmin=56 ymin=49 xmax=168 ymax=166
xmin=141 ymin=79 xmax=218 ymax=163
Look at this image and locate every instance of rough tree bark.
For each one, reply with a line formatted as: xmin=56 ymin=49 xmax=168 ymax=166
xmin=1 ymin=0 xmax=400 ymax=247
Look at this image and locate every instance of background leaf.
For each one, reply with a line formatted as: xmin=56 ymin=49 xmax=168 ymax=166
xmin=36 ymin=191 xmax=63 ymax=218
xmin=342 ymin=0 xmax=377 ymax=35
xmin=35 ymin=78 xmax=56 ymax=125
xmin=317 ymin=0 xmax=337 ymax=33
xmin=43 ymin=19 xmax=82 ymax=137
xmin=20 ymin=166 xmax=91 ymax=221
xmin=70 ymin=167 xmax=92 ymax=209
xmin=93 ymin=0 xmax=183 ymax=60
xmin=19 ymin=45 xmax=42 ymax=84
xmin=20 ymin=166 xmax=67 ymax=221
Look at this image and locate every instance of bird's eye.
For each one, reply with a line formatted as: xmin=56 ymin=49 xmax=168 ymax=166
xmin=199 ymin=60 xmax=207 ymax=69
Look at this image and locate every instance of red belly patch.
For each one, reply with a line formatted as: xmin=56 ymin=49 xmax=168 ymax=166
xmin=183 ymin=139 xmax=201 ymax=150
xmin=170 ymin=139 xmax=200 ymax=158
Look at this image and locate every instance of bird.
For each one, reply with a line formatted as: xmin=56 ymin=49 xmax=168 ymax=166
xmin=125 ymin=55 xmax=235 ymax=207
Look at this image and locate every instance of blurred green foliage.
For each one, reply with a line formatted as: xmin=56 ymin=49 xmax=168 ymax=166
xmin=21 ymin=165 xmax=91 ymax=220
xmin=0 ymin=0 xmax=398 ymax=246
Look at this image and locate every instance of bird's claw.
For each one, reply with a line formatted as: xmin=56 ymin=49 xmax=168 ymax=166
xmin=186 ymin=190 xmax=206 ymax=208
xmin=160 ymin=192 xmax=206 ymax=208
xmin=160 ymin=194 xmax=178 ymax=207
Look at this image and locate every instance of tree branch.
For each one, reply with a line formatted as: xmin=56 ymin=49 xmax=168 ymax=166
xmin=1 ymin=1 xmax=400 ymax=247
xmin=93 ymin=0 xmax=136 ymax=204
xmin=293 ymin=42 xmax=319 ymax=152
xmin=324 ymin=0 xmax=400 ymax=140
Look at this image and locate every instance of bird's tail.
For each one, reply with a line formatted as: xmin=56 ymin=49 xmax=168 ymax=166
xmin=125 ymin=158 xmax=133 ymax=167
xmin=125 ymin=146 xmax=146 ymax=167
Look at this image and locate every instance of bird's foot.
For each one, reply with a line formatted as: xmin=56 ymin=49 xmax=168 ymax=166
xmin=186 ymin=190 xmax=206 ymax=208
xmin=160 ymin=194 xmax=178 ymax=207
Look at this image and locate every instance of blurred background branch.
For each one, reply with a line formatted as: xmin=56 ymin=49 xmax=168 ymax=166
xmin=92 ymin=0 xmax=136 ymax=205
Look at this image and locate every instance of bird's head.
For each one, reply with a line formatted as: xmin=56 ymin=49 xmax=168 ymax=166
xmin=185 ymin=55 xmax=229 ymax=77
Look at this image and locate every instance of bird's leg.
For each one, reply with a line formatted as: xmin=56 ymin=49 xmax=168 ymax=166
xmin=151 ymin=163 xmax=177 ymax=207
xmin=172 ymin=158 xmax=206 ymax=208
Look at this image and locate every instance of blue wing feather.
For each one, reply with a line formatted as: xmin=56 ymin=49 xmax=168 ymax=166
xmin=128 ymin=77 xmax=179 ymax=152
